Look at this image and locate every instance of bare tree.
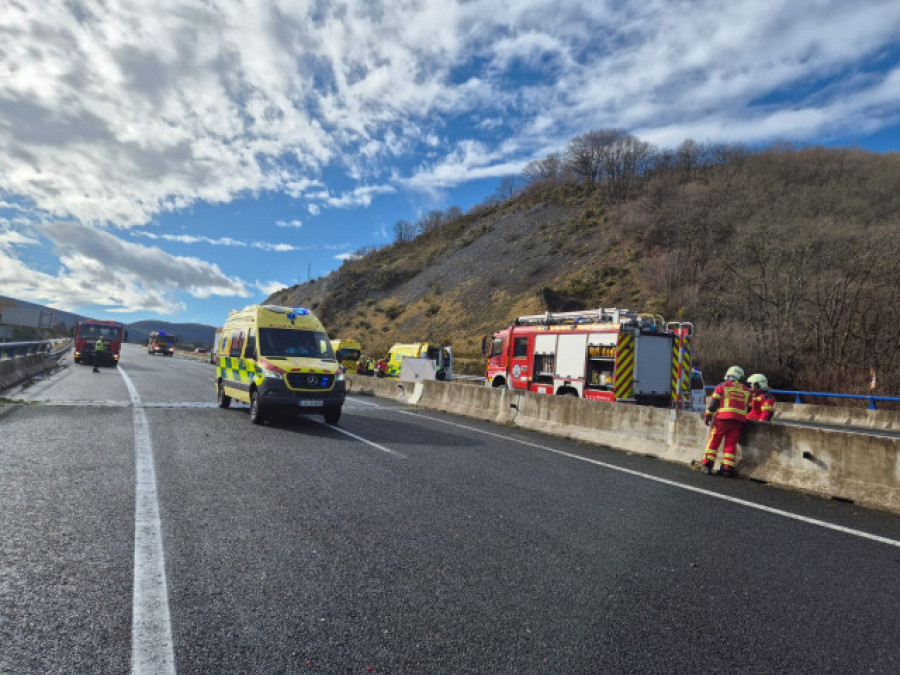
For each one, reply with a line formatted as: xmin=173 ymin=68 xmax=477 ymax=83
xmin=417 ymin=210 xmax=445 ymax=235
xmin=494 ymin=174 xmax=524 ymax=202
xmin=606 ymin=134 xmax=655 ymax=202
xmin=565 ymin=129 xmax=625 ymax=185
xmin=393 ymin=219 xmax=416 ymax=242
xmin=523 ymin=152 xmax=564 ymax=185
xmin=564 ymin=129 xmax=656 ymax=201
xmin=676 ymin=139 xmax=703 ymax=180
xmin=443 ymin=205 xmax=463 ymax=221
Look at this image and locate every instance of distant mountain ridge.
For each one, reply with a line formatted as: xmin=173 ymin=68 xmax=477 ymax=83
xmin=0 ymin=296 xmax=216 ymax=347
xmin=126 ymin=320 xmax=217 ymax=347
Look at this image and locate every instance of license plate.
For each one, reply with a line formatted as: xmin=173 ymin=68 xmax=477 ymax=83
xmin=299 ymin=400 xmax=324 ymax=407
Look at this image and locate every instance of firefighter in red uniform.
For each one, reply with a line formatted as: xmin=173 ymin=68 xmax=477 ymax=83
xmin=701 ymin=365 xmax=751 ymax=477
xmin=746 ymin=373 xmax=776 ymax=421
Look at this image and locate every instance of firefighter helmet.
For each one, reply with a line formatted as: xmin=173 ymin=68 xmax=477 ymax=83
xmin=725 ymin=365 xmax=744 ymax=381
xmin=747 ymin=373 xmax=769 ymax=390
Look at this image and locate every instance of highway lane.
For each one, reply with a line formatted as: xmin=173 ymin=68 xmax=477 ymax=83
xmin=1 ymin=343 xmax=899 ymax=673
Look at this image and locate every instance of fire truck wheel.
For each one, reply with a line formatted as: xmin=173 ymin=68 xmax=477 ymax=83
xmin=323 ymin=405 xmax=341 ymax=425
xmin=249 ymin=390 xmax=266 ymax=424
xmin=217 ymin=382 xmax=231 ymax=409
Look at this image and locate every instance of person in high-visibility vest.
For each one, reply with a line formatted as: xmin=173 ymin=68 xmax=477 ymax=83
xmin=746 ymin=373 xmax=776 ymax=421
xmin=93 ymin=336 xmax=106 ymax=373
xmin=701 ymin=365 xmax=751 ymax=477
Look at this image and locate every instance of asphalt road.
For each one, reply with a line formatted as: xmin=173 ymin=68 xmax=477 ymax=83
xmin=2 ymin=343 xmax=899 ymax=674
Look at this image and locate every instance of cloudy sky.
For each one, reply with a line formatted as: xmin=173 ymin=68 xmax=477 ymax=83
xmin=1 ymin=0 xmax=898 ymax=327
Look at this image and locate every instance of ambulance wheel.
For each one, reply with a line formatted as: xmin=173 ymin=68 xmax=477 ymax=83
xmin=249 ymin=390 xmax=266 ymax=424
xmin=217 ymin=381 xmax=231 ymax=409
xmin=323 ymin=405 xmax=341 ymax=425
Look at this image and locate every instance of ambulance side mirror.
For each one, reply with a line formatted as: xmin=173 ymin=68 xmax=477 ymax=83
xmin=481 ymin=336 xmax=487 ymax=358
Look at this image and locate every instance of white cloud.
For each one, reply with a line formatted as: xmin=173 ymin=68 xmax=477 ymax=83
xmin=308 ymin=184 xmax=396 ymax=210
xmin=255 ymin=280 xmax=287 ymax=296
xmin=276 ymin=219 xmax=303 ymax=228
xmin=404 ymin=140 xmax=528 ymax=193
xmin=253 ymin=242 xmax=305 ymax=252
xmin=131 ymin=230 xmax=307 ymax=252
xmin=335 ymin=251 xmax=363 ymax=261
xmin=0 ymin=227 xmax=39 ymax=248
xmin=0 ymin=221 xmax=250 ymax=314
xmin=0 ymin=0 xmax=896 ymax=231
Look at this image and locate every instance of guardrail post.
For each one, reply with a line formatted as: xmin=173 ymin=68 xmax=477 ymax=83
xmin=794 ymin=392 xmax=803 ymax=404
xmin=868 ymin=395 xmax=877 ymax=411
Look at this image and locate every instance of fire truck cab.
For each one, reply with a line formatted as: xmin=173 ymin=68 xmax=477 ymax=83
xmin=148 ymin=331 xmax=177 ymax=356
xmin=484 ymin=308 xmax=693 ymax=408
xmin=73 ymin=319 xmax=126 ymax=366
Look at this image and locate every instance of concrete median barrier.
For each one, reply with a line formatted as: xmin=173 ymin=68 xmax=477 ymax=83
xmin=775 ymin=402 xmax=900 ymax=432
xmin=349 ymin=375 xmax=900 ymax=514
xmin=0 ymin=353 xmax=59 ymax=392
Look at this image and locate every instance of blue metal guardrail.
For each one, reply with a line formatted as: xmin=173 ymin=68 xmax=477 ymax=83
xmin=705 ymin=385 xmax=900 ymax=411
xmin=0 ymin=340 xmax=71 ymax=361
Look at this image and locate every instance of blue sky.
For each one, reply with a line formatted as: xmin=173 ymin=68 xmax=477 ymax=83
xmin=1 ymin=0 xmax=899 ymax=328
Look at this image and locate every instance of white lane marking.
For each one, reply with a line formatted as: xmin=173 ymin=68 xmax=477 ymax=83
xmin=312 ymin=418 xmax=406 ymax=459
xmin=119 ymin=367 xmax=176 ymax=674
xmin=351 ymin=398 xmax=900 ymax=549
xmin=4 ymin=400 xmax=219 ymax=408
xmin=346 ymin=398 xmax=380 ymax=407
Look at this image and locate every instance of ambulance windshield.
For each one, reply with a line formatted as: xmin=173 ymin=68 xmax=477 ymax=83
xmin=260 ymin=328 xmax=334 ymax=359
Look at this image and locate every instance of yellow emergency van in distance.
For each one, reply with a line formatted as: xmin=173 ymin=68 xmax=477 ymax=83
xmin=329 ymin=338 xmax=362 ymax=374
xmin=215 ymin=304 xmax=345 ymax=425
xmin=384 ymin=342 xmax=453 ymax=380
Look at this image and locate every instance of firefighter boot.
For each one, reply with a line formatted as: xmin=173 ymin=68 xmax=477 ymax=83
xmin=718 ymin=466 xmax=735 ymax=478
xmin=700 ymin=460 xmax=715 ymax=475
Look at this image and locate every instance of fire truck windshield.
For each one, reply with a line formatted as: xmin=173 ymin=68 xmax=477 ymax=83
xmin=489 ymin=338 xmax=504 ymax=358
xmin=80 ymin=325 xmax=119 ymax=339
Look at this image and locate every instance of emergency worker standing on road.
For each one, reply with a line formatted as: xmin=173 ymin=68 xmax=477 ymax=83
xmin=746 ymin=373 xmax=776 ymax=421
xmin=701 ymin=365 xmax=751 ymax=477
xmin=93 ymin=336 xmax=106 ymax=373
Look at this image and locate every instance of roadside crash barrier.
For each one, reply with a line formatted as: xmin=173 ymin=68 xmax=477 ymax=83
xmin=348 ymin=375 xmax=900 ymax=514
xmin=0 ymin=342 xmax=70 ymax=392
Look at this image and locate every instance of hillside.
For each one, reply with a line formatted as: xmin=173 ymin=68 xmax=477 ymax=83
xmin=268 ymin=145 xmax=900 ymax=397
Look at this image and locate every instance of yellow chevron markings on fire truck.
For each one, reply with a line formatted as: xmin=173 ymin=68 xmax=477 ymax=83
xmin=671 ymin=341 xmax=692 ymax=402
xmin=614 ymin=333 xmax=635 ymax=400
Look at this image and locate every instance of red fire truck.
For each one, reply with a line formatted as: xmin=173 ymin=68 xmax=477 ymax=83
xmin=147 ymin=330 xmax=177 ymax=356
xmin=483 ymin=308 xmax=694 ymax=408
xmin=73 ymin=319 xmax=126 ymax=366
